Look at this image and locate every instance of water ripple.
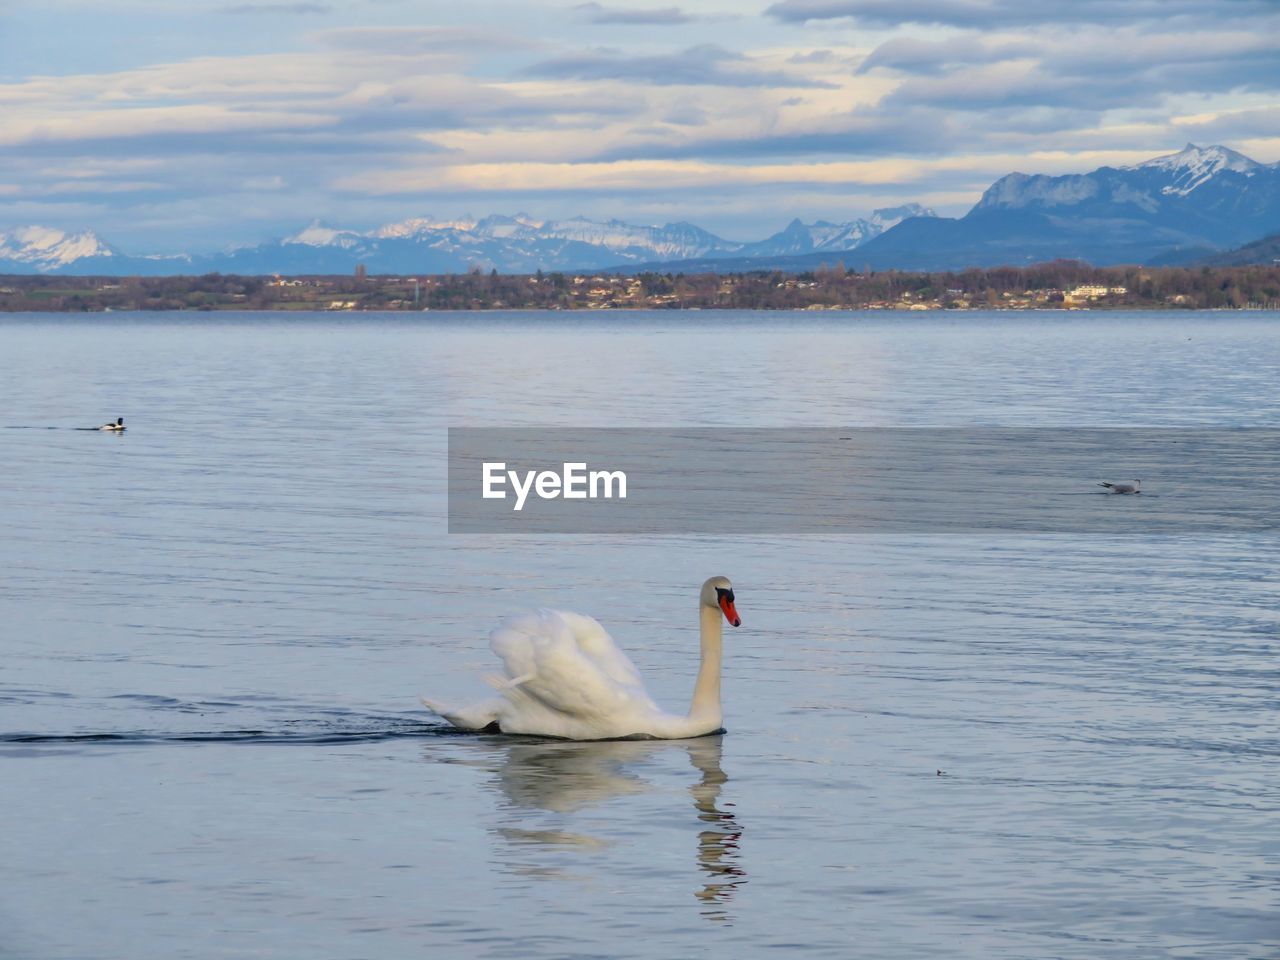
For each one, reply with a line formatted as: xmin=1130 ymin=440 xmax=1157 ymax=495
xmin=0 ymin=717 xmax=452 ymax=746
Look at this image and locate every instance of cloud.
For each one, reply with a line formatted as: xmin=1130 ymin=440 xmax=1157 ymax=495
xmin=589 ymin=113 xmax=961 ymax=162
xmin=863 ymin=28 xmax=1280 ymax=113
xmin=856 ymin=35 xmax=1022 ymax=75
xmin=574 ymin=2 xmax=692 ymax=24
xmin=34 ymin=179 xmax=169 ymax=196
xmin=1172 ymin=105 xmax=1280 ymax=142
xmin=333 ymin=148 xmax=1173 ymax=198
xmin=1041 ymin=30 xmax=1280 ymax=82
xmin=0 ymin=105 xmax=334 ymax=149
xmin=661 ymin=104 xmax=709 ymax=125
xmin=766 ymin=0 xmax=1276 ymax=27
xmin=0 ymin=43 xmax=636 ymax=153
xmin=221 ymin=2 xmax=331 ymax=13
xmin=311 ymin=26 xmax=538 ymax=55
xmin=336 ymin=158 xmax=917 ymax=195
xmin=525 ymin=44 xmax=837 ymax=87
xmin=0 ymin=37 xmax=671 ymax=233
xmin=787 ymin=49 xmax=846 ymax=64
xmin=6 ymin=0 xmax=1280 ymax=248
xmin=241 ymin=175 xmax=288 ymax=190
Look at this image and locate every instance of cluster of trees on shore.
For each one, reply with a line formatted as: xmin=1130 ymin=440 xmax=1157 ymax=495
xmin=1 ymin=261 xmax=1278 ymax=312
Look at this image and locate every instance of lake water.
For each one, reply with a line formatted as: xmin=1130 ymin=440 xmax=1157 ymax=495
xmin=1 ymin=311 xmax=1277 ymax=960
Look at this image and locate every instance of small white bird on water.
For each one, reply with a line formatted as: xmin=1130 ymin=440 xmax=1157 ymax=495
xmin=1098 ymin=479 xmax=1141 ymax=494
xmin=421 ymin=576 xmax=742 ymax=741
xmin=98 ymin=417 xmax=125 ymax=432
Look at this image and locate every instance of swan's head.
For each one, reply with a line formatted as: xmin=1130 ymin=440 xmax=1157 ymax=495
xmin=700 ymin=576 xmax=740 ymax=627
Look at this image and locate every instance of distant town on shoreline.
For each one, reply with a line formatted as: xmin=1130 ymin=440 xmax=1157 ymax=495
xmin=2 ymin=262 xmax=1278 ymax=313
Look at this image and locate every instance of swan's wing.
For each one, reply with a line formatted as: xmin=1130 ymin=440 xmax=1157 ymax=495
xmin=489 ymin=610 xmax=657 ymax=721
xmin=553 ymin=610 xmax=648 ymax=690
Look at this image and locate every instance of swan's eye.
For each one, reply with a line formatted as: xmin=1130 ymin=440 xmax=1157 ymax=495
xmin=716 ymin=587 xmax=735 ymax=603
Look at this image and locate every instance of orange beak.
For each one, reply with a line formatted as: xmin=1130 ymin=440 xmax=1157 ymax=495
xmin=718 ymin=595 xmax=741 ymax=627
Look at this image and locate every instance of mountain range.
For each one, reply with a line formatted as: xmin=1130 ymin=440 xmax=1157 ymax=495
xmin=854 ymin=144 xmax=1280 ymax=271
xmin=1 ymin=145 xmax=1277 ymax=276
xmin=0 ymin=205 xmax=933 ymax=277
xmin=623 ymin=145 xmax=1280 ymax=274
xmin=1193 ymin=231 xmax=1280 ymax=267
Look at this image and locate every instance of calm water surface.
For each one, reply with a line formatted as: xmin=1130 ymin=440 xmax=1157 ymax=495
xmin=1 ymin=311 xmax=1277 ymax=959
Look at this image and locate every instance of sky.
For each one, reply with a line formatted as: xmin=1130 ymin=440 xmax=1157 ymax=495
xmin=1 ymin=0 xmax=1278 ymax=252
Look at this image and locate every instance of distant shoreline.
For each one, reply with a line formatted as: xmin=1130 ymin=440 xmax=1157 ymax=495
xmin=3 ymin=306 xmax=1279 ymax=316
xmin=2 ymin=263 xmax=1277 ymax=313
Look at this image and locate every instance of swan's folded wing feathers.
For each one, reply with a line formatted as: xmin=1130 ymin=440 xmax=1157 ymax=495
xmin=488 ymin=610 xmax=656 ymax=721
xmin=555 ymin=610 xmax=647 ymax=691
xmin=488 ymin=612 xmax=544 ymax=683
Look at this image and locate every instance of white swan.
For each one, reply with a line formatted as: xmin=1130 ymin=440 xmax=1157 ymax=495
xmin=421 ymin=576 xmax=741 ymax=740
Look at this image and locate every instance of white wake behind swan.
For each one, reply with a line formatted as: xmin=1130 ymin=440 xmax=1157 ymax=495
xmin=421 ymin=576 xmax=741 ymax=740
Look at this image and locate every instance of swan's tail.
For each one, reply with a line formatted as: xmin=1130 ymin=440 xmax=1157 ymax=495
xmin=419 ymin=694 xmax=451 ymax=716
xmin=420 ymin=694 xmax=504 ymax=732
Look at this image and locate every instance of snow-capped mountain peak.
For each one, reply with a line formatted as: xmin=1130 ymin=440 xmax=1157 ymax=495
xmin=0 ymin=226 xmax=115 ymax=269
xmin=1137 ymin=143 xmax=1260 ymax=175
xmin=472 ymin=214 xmax=544 ymax=239
xmin=285 ymin=220 xmax=352 ymax=246
xmin=373 ymin=216 xmax=480 ymax=238
xmin=527 ymin=216 xmax=728 ymax=257
xmin=1131 ymin=143 xmax=1262 ymax=196
xmin=869 ymin=203 xmax=935 ymax=229
xmin=977 ymin=143 xmax=1275 ymax=211
xmin=738 ymin=204 xmax=938 ymax=258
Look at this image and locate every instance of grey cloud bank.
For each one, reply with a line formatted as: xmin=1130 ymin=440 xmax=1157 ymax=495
xmin=766 ymin=0 xmax=1277 ymax=26
xmin=1 ymin=0 xmax=1278 ymax=247
xmin=575 ymin=2 xmax=694 ymax=24
xmin=524 ymin=44 xmax=836 ymax=88
xmin=221 ymin=2 xmax=331 ymax=14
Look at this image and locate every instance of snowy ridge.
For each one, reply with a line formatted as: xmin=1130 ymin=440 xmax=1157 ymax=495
xmin=976 ymin=172 xmax=1098 ymax=209
xmin=978 ymin=143 xmax=1277 ymax=212
xmin=535 ymin=217 xmax=733 ymax=257
xmin=0 ymin=226 xmax=116 ymax=269
xmin=374 ymin=216 xmax=481 ymax=238
xmin=1129 ymin=143 xmax=1263 ymax=196
xmin=0 ymin=204 xmax=934 ymax=274
xmin=265 ymin=207 xmax=933 ymax=265
xmin=738 ymin=204 xmax=936 ymax=258
xmin=284 ymin=221 xmax=367 ymax=249
xmin=334 ymin=214 xmax=734 ymax=258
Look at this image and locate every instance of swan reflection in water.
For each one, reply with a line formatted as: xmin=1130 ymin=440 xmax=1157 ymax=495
xmin=433 ymin=734 xmax=745 ymax=920
xmin=683 ymin=738 xmax=745 ymax=919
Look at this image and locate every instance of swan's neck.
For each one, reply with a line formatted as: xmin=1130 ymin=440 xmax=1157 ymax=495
xmin=688 ymin=604 xmax=723 ymax=724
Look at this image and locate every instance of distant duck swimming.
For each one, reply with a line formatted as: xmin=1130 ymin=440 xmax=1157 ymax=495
xmin=99 ymin=417 xmax=125 ymax=431
xmin=1099 ymin=479 xmax=1140 ymax=494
